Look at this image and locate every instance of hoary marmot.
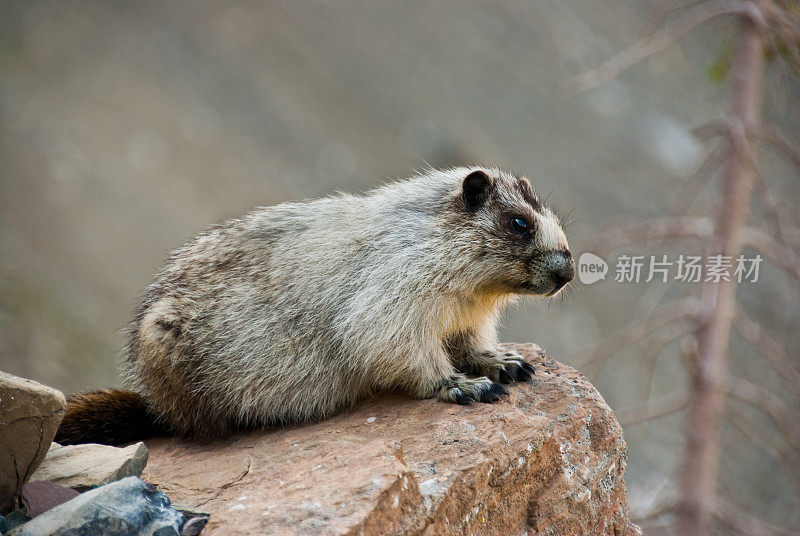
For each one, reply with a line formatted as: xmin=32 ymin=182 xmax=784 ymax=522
xmin=56 ymin=166 xmax=574 ymax=445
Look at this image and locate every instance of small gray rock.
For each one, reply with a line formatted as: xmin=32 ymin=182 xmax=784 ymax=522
xmin=30 ymin=442 xmax=149 ymax=491
xmin=0 ymin=372 xmax=66 ymax=514
xmin=6 ymin=477 xmax=185 ymax=536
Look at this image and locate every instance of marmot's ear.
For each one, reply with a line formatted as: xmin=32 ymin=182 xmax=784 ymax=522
xmin=462 ymin=170 xmax=493 ymax=211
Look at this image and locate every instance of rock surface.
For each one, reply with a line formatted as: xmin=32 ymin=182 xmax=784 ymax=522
xmin=143 ymin=344 xmax=641 ymax=536
xmin=0 ymin=372 xmax=66 ymax=514
xmin=30 ymin=441 xmax=149 ymax=491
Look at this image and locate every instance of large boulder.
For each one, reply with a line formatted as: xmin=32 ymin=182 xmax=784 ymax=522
xmin=0 ymin=372 xmax=66 ymax=514
xmin=143 ymin=344 xmax=641 ymax=535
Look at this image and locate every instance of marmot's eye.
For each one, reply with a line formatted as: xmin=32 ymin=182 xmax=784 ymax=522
xmin=509 ymin=217 xmax=529 ymax=235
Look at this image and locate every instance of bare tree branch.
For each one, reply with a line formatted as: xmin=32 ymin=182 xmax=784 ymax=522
xmin=677 ymin=10 xmax=766 ymax=534
xmin=569 ymin=0 xmax=757 ymax=94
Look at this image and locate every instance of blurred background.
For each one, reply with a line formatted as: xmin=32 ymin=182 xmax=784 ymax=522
xmin=1 ymin=1 xmax=798 ymax=534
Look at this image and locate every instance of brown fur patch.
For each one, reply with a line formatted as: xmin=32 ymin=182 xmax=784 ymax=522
xmin=55 ymin=389 xmax=167 ymax=446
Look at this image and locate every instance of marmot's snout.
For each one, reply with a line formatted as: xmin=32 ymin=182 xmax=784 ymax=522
xmin=542 ymin=249 xmax=575 ymax=295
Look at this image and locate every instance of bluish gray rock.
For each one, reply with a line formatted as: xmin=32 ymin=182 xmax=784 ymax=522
xmin=6 ymin=477 xmax=184 ymax=536
xmin=0 ymin=508 xmax=30 ymax=533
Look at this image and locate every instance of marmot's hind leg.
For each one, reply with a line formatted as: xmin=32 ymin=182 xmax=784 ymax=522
xmin=458 ymin=350 xmax=535 ymax=384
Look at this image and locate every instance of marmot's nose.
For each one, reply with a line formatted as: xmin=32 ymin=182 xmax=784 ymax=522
xmin=544 ymin=250 xmax=575 ymax=289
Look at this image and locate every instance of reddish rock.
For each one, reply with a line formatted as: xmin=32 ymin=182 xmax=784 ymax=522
xmin=21 ymin=480 xmax=79 ymax=518
xmin=143 ymin=344 xmax=641 ymax=535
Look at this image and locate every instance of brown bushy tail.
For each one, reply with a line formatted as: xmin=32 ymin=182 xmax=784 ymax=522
xmin=55 ymin=389 xmax=168 ymax=446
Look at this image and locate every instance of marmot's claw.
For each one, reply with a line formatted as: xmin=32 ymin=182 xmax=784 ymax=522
xmin=454 ymin=391 xmax=476 ymax=405
xmin=493 ymin=383 xmax=509 ymax=397
xmin=477 ymin=382 xmax=507 ymax=403
xmin=497 ymin=368 xmax=513 ymax=384
xmin=514 ymin=368 xmax=532 ymax=382
xmin=511 ymin=359 xmax=535 ymax=381
xmin=479 ymin=390 xmax=501 ymax=403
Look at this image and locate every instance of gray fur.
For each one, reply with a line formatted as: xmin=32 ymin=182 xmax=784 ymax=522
xmin=123 ymin=166 xmax=573 ymax=440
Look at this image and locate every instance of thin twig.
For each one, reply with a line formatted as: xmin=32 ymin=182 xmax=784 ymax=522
xmin=753 ymin=165 xmax=787 ymax=244
xmin=646 ymin=0 xmax=705 ymax=32
xmin=590 ymin=216 xmax=713 ymax=254
xmin=617 ymin=392 xmax=688 ymax=426
xmin=740 ymin=225 xmax=800 ymax=281
xmin=763 ymin=1 xmax=800 ymax=41
xmin=725 ymin=376 xmax=800 ymax=455
xmin=725 ymin=403 xmax=800 ymax=492
xmin=758 ymin=124 xmax=800 ymax=171
xmin=733 ymin=307 xmax=800 ymax=397
xmin=691 ymin=119 xmax=731 ymax=140
xmin=673 ymin=141 xmax=727 ymax=212
xmin=632 ymin=498 xmax=678 ymax=524
xmin=757 ymin=125 xmax=800 ymax=169
xmin=714 ymin=498 xmax=800 ymax=536
xmin=637 ymin=322 xmax=698 ymax=405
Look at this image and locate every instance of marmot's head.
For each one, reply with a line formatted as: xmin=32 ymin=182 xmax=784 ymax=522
xmin=453 ymin=167 xmax=574 ymax=297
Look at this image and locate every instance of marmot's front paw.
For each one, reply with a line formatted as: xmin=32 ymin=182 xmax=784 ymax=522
xmin=437 ymin=374 xmax=508 ymax=405
xmin=464 ymin=350 xmax=536 ymax=384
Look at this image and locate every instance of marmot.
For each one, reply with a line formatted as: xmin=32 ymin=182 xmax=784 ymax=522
xmin=56 ymin=166 xmax=574 ymax=445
